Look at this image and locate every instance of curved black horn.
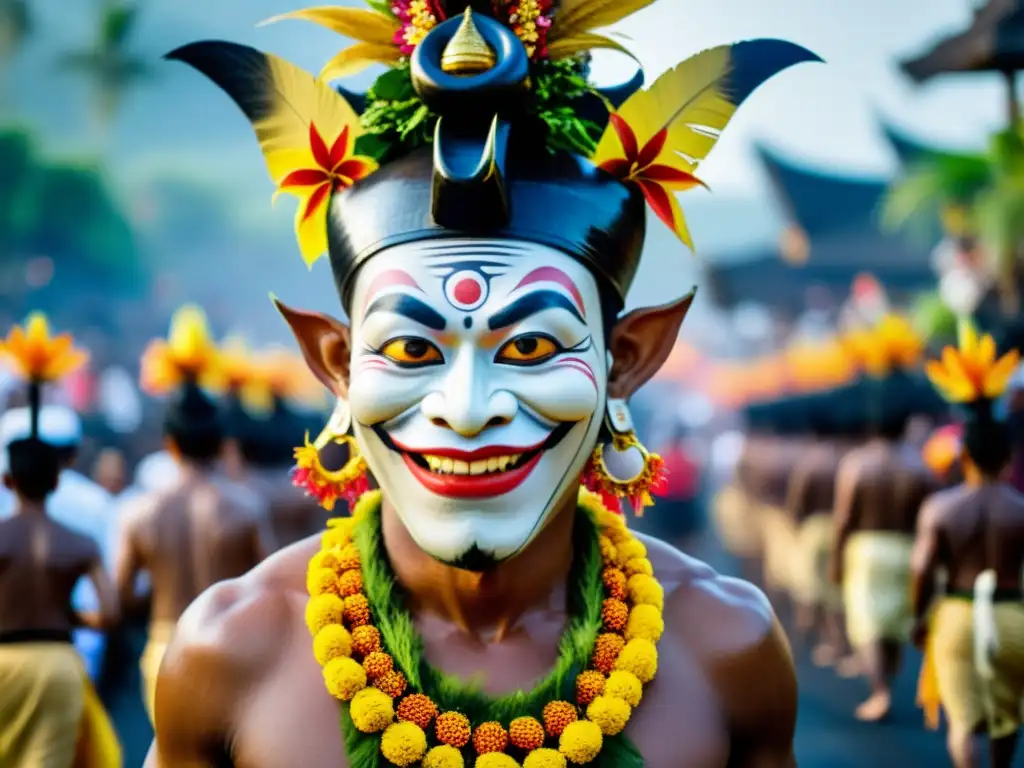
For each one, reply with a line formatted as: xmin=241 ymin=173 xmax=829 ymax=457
xmin=335 ymin=85 xmax=367 ymax=114
xmin=597 ymin=66 xmax=644 ymax=109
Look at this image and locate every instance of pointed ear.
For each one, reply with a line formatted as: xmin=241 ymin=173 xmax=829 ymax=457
xmin=607 ymin=290 xmax=695 ymax=399
xmin=273 ymin=297 xmax=352 ymax=398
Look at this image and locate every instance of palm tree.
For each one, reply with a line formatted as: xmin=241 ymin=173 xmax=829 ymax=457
xmin=58 ymin=0 xmax=150 ymax=151
xmin=0 ymin=0 xmax=30 ymax=103
xmin=882 ymin=128 xmax=1024 ymax=318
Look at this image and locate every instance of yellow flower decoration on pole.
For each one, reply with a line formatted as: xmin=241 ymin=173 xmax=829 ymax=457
xmin=0 ymin=313 xmax=89 ymax=382
xmin=140 ymin=304 xmax=224 ymax=395
xmin=842 ymin=315 xmax=924 ymax=378
xmin=219 ymin=337 xmax=275 ymax=416
xmin=925 ymin=324 xmax=1020 ymax=403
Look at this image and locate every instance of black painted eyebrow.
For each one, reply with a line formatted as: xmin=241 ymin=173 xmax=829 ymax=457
xmin=487 ymin=290 xmax=585 ymax=330
xmin=364 ymin=293 xmax=447 ymax=330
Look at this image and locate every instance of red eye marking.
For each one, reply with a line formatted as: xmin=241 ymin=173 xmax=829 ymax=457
xmin=553 ymin=357 xmax=598 ymax=389
xmin=512 ymin=267 xmax=586 ymax=318
xmin=361 ymin=270 xmax=422 ymax=315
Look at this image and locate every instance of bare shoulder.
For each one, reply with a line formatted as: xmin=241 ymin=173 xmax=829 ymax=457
xmin=639 ymin=533 xmax=784 ymax=660
xmin=154 ymin=536 xmax=319 ymax=723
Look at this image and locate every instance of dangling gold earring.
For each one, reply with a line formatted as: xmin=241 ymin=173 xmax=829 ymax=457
xmin=582 ymin=398 xmax=667 ymax=516
xmin=292 ymin=398 xmax=370 ymax=513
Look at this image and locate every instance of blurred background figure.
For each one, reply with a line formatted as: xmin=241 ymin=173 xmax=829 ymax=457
xmin=93 ymin=447 xmax=127 ymax=496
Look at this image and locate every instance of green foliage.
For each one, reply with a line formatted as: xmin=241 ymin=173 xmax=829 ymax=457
xmin=0 ymin=125 xmax=142 ymax=292
xmin=911 ymin=291 xmax=958 ymax=345
xmin=356 ymin=56 xmax=604 ymax=162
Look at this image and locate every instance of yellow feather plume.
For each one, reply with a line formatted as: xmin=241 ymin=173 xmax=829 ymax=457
xmin=592 ymin=40 xmax=820 ymax=169
xmin=547 ymin=31 xmax=638 ymax=62
xmin=141 ymin=304 xmax=224 ymax=396
xmin=548 ymin=0 xmax=658 ymax=47
xmin=259 ymin=7 xmax=403 ymax=80
xmin=0 ymin=313 xmax=89 ymax=383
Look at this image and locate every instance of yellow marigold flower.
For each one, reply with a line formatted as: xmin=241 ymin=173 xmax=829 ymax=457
xmin=476 ymin=754 xmax=519 ymax=767
xmin=472 ymin=721 xmax=508 ymax=754
xmin=592 ymin=633 xmax=625 ymax=674
xmin=558 ymin=719 xmax=603 ymax=764
xmin=604 ymin=670 xmax=642 ymax=707
xmin=597 ymin=536 xmax=617 ymax=564
xmin=344 ymin=594 xmax=372 ymax=627
xmin=338 ymin=569 xmax=364 ymax=597
xmin=523 ymin=748 xmax=567 ymax=768
xmin=436 ymin=711 xmax=472 ymax=748
xmin=323 ymin=656 xmax=366 ymax=700
xmin=313 ymin=624 xmax=352 ymax=665
xmin=602 ymin=568 xmax=627 ymax=601
xmin=352 ymin=625 xmax=382 ymax=656
xmin=363 ymin=651 xmax=393 ymax=680
xmin=508 ymin=715 xmax=545 ymax=750
xmin=350 ymin=687 xmax=395 ymax=733
xmin=321 ymin=525 xmax=352 ymax=551
xmin=542 ymin=700 xmax=577 ymax=737
xmin=381 ymin=721 xmax=428 ymax=767
xmin=625 ymin=604 xmax=664 ymax=643
xmin=397 ymin=693 xmax=438 ymax=728
xmin=375 ymin=670 xmax=408 ymax=698
xmin=600 ymin=599 xmax=629 ymax=632
xmin=574 ymin=670 xmax=605 ymax=706
xmin=615 ymin=538 xmax=646 ymax=567
xmin=627 ymin=574 xmax=664 ymax=610
xmin=614 ymin=638 xmax=658 ymax=683
xmin=624 ymin=558 xmax=653 ymax=578
xmin=307 ymin=567 xmax=339 ymax=597
xmin=305 ymin=593 xmax=344 ymax=635
xmin=336 ymin=543 xmax=361 ymax=570
xmin=423 ymin=744 xmax=465 ymax=768
xmin=309 ymin=549 xmax=343 ymax=573
xmin=586 ymin=695 xmax=631 ymax=736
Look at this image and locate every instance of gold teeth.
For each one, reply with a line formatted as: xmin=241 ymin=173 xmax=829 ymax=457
xmin=423 ymin=454 xmax=523 ymax=475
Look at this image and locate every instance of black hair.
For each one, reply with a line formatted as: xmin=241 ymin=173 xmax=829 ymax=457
xmin=5 ymin=438 xmax=61 ymax=501
xmin=163 ymin=380 xmax=224 ymax=465
xmin=963 ymin=402 xmax=1012 ymax=477
xmin=238 ymin=398 xmax=304 ymax=468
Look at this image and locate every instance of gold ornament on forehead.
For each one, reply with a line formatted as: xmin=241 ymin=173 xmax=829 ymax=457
xmin=441 ymin=8 xmax=496 ymax=75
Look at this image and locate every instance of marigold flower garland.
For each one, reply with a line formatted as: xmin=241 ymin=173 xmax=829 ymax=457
xmin=305 ymin=488 xmax=661 ymax=766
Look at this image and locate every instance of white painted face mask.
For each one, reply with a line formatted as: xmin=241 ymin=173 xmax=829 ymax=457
xmin=346 ymin=238 xmax=607 ymax=567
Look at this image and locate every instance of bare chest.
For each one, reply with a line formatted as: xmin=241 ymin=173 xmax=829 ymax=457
xmin=233 ymin=617 xmax=729 ymax=768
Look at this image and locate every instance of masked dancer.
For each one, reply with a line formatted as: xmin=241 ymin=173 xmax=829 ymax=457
xmin=148 ymin=4 xmax=817 ymax=765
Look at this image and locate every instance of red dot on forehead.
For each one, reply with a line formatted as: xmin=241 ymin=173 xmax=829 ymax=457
xmin=453 ymin=278 xmax=482 ymax=306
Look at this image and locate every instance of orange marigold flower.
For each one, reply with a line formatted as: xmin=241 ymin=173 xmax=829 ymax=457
xmin=338 ymin=569 xmax=364 ymax=597
xmin=598 ymin=535 xmax=617 ymax=565
xmin=376 ymin=670 xmax=408 ymax=698
xmin=508 ymin=716 xmax=545 ymax=750
xmin=575 ymin=670 xmax=606 ymax=706
xmin=602 ymin=568 xmax=627 ymax=601
xmin=397 ymin=693 xmax=438 ymax=729
xmin=473 ymin=721 xmax=508 ymax=754
xmin=336 ymin=543 xmax=361 ymax=571
xmin=363 ymin=651 xmax=394 ymax=680
xmin=592 ymin=633 xmax=626 ymax=674
xmin=435 ymin=711 xmax=472 ymax=748
xmin=344 ymin=594 xmax=371 ymax=627
xmin=352 ymin=625 xmax=382 ymax=656
xmin=601 ymin=599 xmax=629 ymax=632
xmin=542 ymin=700 xmax=578 ymax=737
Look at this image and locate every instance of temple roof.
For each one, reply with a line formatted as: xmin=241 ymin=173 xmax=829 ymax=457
xmin=901 ymin=0 xmax=1024 ymax=81
xmin=755 ymin=145 xmax=888 ymax=236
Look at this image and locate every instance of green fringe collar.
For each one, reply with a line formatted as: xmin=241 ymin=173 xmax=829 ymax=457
xmin=340 ymin=496 xmax=644 ymax=767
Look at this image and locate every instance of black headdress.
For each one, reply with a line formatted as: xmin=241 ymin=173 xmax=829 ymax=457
xmin=167 ymin=2 xmax=819 ymax=312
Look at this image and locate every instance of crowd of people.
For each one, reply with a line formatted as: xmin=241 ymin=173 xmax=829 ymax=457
xmin=714 ymin=318 xmax=1024 ymax=768
xmin=0 ymin=307 xmax=332 ymax=766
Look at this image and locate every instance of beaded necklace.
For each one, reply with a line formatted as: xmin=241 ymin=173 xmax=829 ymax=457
xmin=304 ymin=488 xmax=660 ymax=767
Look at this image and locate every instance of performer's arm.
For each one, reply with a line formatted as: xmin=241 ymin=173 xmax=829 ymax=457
xmin=147 ymin=576 xmax=284 ymax=766
xmin=911 ymin=497 xmax=941 ymax=640
xmin=717 ymin=581 xmax=798 ymax=767
xmin=828 ymin=457 xmax=859 ymax=585
xmin=784 ymin=463 xmax=809 ymax=522
xmin=77 ymin=543 xmax=120 ymax=630
xmin=114 ymin=513 xmax=148 ymax=618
